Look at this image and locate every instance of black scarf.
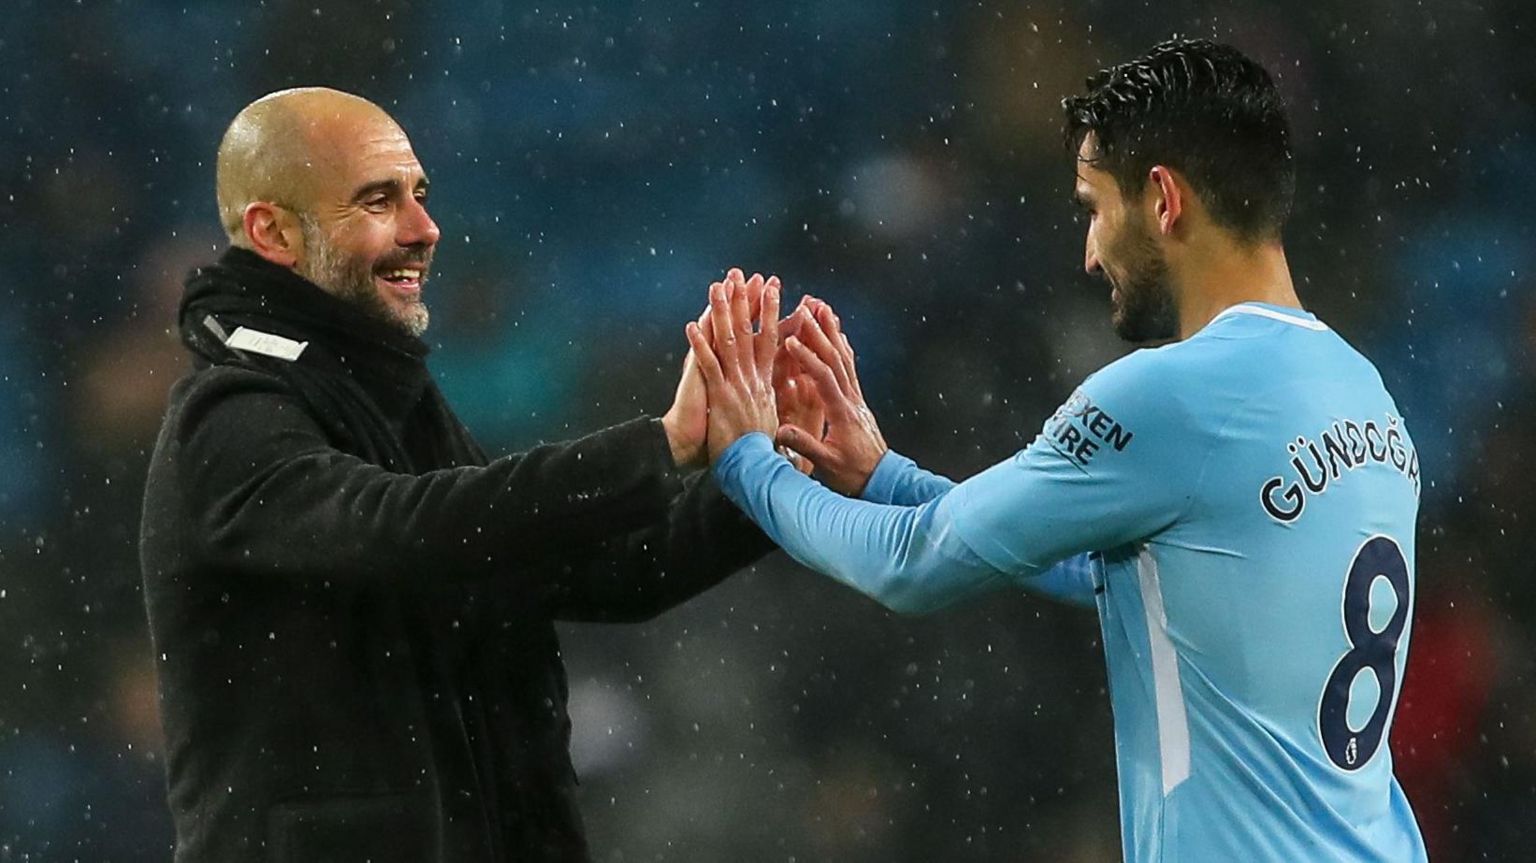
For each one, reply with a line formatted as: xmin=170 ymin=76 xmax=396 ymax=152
xmin=179 ymin=247 xmax=477 ymax=473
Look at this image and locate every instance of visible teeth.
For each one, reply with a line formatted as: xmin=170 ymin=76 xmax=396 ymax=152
xmin=380 ymin=269 xmax=421 ymax=280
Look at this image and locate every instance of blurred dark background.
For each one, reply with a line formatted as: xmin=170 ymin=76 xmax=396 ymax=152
xmin=1 ymin=0 xmax=1533 ymax=860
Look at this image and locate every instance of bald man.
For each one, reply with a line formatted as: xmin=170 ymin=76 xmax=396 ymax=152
xmin=140 ymin=88 xmax=777 ymax=862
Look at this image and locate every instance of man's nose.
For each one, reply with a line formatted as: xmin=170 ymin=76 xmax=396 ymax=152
xmin=400 ymin=197 xmax=441 ymax=248
xmin=1084 ymin=245 xmax=1101 ymax=276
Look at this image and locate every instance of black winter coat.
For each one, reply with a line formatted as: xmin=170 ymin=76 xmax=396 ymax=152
xmin=140 ymin=248 xmax=773 ymax=862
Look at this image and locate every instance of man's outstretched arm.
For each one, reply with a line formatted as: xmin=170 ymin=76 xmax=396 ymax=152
xmin=155 ymin=367 xmax=687 ymax=588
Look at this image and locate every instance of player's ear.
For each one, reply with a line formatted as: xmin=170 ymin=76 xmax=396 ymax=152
xmin=1147 ymin=165 xmax=1183 ymax=236
xmin=242 ymin=201 xmax=303 ymax=268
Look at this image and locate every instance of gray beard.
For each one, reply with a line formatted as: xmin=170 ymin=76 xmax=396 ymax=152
xmin=297 ymin=215 xmax=430 ymax=338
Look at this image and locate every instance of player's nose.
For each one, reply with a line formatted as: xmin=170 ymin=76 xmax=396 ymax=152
xmin=400 ymin=196 xmax=441 ymax=249
xmin=1084 ymin=246 xmax=1101 ymax=276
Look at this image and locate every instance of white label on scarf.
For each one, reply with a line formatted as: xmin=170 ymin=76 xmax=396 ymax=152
xmin=225 ymin=326 xmax=309 ymax=361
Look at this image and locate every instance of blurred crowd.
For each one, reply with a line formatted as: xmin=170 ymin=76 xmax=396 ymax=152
xmin=1 ymin=0 xmax=1533 ymax=860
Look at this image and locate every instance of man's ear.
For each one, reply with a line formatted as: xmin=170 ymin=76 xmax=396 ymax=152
xmin=1147 ymin=165 xmax=1184 ymax=236
xmin=241 ymin=202 xmax=303 ymax=268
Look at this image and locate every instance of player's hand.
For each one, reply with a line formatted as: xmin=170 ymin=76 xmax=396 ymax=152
xmin=661 ymin=304 xmax=713 ymax=470
xmin=775 ymin=298 xmax=887 ymax=496
xmin=772 ymin=299 xmax=824 ymax=476
xmin=686 ymin=270 xmax=780 ymax=462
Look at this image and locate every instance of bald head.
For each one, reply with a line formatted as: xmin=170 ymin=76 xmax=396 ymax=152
xmin=215 ymin=87 xmax=403 ymax=243
xmin=213 ymin=87 xmax=440 ymax=337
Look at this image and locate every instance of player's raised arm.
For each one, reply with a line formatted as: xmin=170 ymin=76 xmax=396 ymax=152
xmin=691 ymin=279 xmax=1184 ymax=613
xmin=788 ymin=306 xmax=1102 ymax=607
xmin=687 ymin=282 xmax=995 ymax=612
xmin=780 ymin=302 xmax=1099 ymax=607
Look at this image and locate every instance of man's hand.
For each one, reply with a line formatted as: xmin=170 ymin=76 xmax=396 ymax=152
xmin=661 ymin=305 xmax=712 ymax=470
xmin=686 ymin=272 xmax=781 ymax=462
xmin=663 ymin=268 xmax=780 ymax=469
xmin=775 ymin=299 xmax=887 ymax=495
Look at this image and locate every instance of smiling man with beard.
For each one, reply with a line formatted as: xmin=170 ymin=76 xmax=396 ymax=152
xmin=690 ymin=39 xmax=1427 ymax=862
xmin=139 ymin=87 xmax=780 ymax=862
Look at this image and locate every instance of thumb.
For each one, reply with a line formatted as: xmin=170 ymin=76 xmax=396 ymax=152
xmin=776 ymin=424 xmax=834 ymax=466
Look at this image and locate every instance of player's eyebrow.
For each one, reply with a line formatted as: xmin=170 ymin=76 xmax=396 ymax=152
xmin=351 ymin=178 xmax=400 ymax=202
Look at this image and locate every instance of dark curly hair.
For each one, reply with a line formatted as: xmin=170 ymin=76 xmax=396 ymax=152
xmin=1062 ymin=38 xmax=1295 ymax=241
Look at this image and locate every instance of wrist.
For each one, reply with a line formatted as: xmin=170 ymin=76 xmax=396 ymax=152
xmin=714 ymin=431 xmax=776 ymax=468
xmin=859 ymin=448 xmax=907 ymax=502
xmin=849 ymin=446 xmax=889 ymax=497
xmin=661 ymin=410 xmax=704 ymax=470
xmin=834 ymin=447 xmax=885 ymax=498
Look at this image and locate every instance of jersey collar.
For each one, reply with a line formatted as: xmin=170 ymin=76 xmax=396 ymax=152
xmin=1209 ymin=302 xmax=1328 ymax=332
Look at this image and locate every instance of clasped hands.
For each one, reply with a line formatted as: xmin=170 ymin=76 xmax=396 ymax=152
xmin=661 ymin=268 xmax=886 ymax=496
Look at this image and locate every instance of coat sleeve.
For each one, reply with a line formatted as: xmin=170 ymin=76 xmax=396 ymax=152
xmin=544 ymin=471 xmax=777 ymax=623
xmin=158 ymin=367 xmax=685 ymax=586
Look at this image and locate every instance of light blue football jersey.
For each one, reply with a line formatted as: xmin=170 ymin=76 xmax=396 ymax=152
xmin=715 ymin=302 xmax=1426 ymax=862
